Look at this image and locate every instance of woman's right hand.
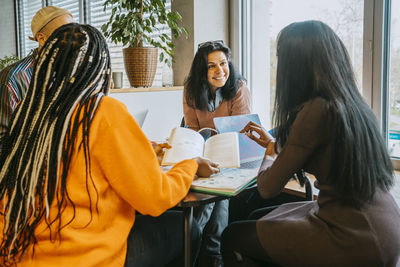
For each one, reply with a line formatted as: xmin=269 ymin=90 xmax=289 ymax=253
xmin=194 ymin=157 xmax=220 ymax=177
xmin=240 ymin=121 xmax=274 ymax=148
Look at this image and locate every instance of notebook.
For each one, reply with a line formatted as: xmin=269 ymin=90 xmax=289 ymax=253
xmin=214 ymin=114 xmax=266 ymax=168
xmin=132 ymin=109 xmax=149 ymax=128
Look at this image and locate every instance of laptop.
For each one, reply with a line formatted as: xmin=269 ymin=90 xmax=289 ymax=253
xmin=132 ymin=109 xmax=149 ymax=128
xmin=214 ymin=114 xmax=266 ymax=169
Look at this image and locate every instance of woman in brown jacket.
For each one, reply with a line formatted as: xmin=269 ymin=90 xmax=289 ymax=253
xmin=183 ymin=40 xmax=251 ymax=267
xmin=221 ymin=20 xmax=400 ymax=266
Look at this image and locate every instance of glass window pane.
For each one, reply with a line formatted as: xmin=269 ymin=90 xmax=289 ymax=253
xmin=268 ymin=0 xmax=364 ymax=126
xmin=18 ymin=0 xmax=43 ymax=57
xmin=49 ymin=0 xmax=80 ymax=23
xmin=388 ymin=0 xmax=400 ymax=157
xmin=88 ymin=0 xmax=128 ymax=87
xmin=17 ymin=0 xmax=79 ymax=57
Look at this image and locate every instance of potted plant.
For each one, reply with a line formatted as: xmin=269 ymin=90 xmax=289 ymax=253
xmin=101 ymin=0 xmax=188 ymax=88
xmin=0 ymin=54 xmax=20 ymax=70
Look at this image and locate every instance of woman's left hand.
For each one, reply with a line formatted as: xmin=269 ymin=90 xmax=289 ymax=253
xmin=240 ymin=121 xmax=274 ymax=148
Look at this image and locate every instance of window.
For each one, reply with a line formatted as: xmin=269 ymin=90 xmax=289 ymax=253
xmin=16 ymin=0 xmax=172 ymax=87
xmin=269 ymin=0 xmax=363 ymax=119
xmin=240 ymin=0 xmax=364 ymax=129
xmin=87 ymin=0 xmax=128 ymax=86
xmin=49 ymin=0 xmax=81 ymax=22
xmin=16 ymin=0 xmax=42 ymax=57
xmin=240 ymin=0 xmax=400 ymax=168
xmin=388 ymin=0 xmax=400 ymax=157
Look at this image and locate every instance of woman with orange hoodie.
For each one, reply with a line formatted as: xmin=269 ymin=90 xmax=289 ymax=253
xmin=0 ymin=23 xmax=218 ymax=267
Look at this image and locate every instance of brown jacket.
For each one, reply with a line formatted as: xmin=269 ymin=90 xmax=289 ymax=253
xmin=256 ymin=98 xmax=400 ymax=267
xmin=183 ymin=82 xmax=251 ymax=131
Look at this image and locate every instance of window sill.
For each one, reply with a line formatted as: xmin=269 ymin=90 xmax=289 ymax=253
xmin=110 ymin=86 xmax=183 ymax=93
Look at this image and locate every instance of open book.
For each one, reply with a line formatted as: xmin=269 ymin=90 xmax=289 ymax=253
xmin=191 ymin=168 xmax=258 ymax=196
xmin=161 ymin=127 xmax=240 ymax=168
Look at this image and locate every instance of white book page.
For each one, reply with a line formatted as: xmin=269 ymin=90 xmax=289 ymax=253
xmin=203 ymin=132 xmax=240 ymax=168
xmin=162 ymin=127 xmax=205 ymax=165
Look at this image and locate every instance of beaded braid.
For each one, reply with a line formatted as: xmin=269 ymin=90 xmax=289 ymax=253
xmin=0 ymin=23 xmax=111 ymax=265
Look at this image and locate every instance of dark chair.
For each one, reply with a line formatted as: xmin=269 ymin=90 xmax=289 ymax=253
xmin=229 ymin=170 xmax=313 ymax=223
xmin=180 ymin=117 xmax=185 ymax=127
xmin=295 ymin=169 xmax=313 ymax=201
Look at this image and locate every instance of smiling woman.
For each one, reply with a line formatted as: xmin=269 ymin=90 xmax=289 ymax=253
xmin=183 ymin=41 xmax=250 ymax=131
xmin=182 ymin=40 xmax=251 ymax=267
xmin=207 ymin=51 xmax=230 ymax=93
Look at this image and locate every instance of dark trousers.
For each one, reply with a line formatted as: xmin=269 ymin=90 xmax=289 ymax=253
xmin=221 ymin=207 xmax=280 ymax=267
xmin=124 ymin=210 xmax=201 ymax=267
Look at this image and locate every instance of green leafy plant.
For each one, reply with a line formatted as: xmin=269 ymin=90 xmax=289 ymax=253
xmin=101 ymin=0 xmax=188 ymax=65
xmin=0 ymin=54 xmax=20 ymax=70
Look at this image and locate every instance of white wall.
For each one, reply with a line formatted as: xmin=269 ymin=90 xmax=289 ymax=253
xmin=194 ymin=0 xmax=229 ymax=47
xmin=110 ymin=90 xmax=183 ymax=141
xmin=0 ymin=0 xmax=16 ymax=58
xmin=172 ymin=0 xmax=230 ymax=85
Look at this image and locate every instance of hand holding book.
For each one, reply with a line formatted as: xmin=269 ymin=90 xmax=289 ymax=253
xmin=240 ymin=121 xmax=276 ymax=156
xmin=193 ymin=157 xmax=220 ymax=177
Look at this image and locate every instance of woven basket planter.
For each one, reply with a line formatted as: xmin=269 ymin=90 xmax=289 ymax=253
xmin=123 ymin=47 xmax=158 ymax=87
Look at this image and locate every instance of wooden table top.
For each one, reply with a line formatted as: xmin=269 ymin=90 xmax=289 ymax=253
xmin=178 ymin=191 xmax=226 ymax=207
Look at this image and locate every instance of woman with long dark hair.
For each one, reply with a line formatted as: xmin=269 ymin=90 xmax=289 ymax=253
xmin=184 ymin=40 xmax=250 ymax=130
xmin=221 ymin=20 xmax=400 ymax=266
xmin=184 ymin=41 xmax=251 ymax=267
xmin=0 ymin=23 xmax=218 ymax=266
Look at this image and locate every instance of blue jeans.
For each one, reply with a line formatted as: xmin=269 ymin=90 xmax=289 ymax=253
xmin=193 ymin=199 xmax=229 ymax=266
xmin=125 ymin=210 xmax=201 ymax=267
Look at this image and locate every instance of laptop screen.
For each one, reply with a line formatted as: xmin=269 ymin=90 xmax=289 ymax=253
xmin=132 ymin=109 xmax=149 ymax=128
xmin=214 ymin=114 xmax=266 ymax=163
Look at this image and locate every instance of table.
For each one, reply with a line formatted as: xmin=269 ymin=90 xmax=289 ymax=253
xmin=178 ymin=192 xmax=226 ymax=267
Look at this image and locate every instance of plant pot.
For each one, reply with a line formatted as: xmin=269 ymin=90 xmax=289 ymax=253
xmin=123 ymin=47 xmax=158 ymax=87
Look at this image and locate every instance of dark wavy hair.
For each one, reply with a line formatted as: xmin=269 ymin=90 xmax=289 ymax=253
xmin=0 ymin=23 xmax=110 ymax=264
xmin=184 ymin=41 xmax=244 ymax=110
xmin=273 ymin=20 xmax=393 ymax=207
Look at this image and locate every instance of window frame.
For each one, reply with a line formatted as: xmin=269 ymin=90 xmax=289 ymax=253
xmin=364 ymin=0 xmax=398 ymax=167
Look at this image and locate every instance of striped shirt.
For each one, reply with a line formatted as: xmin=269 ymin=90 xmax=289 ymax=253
xmin=0 ymin=49 xmax=37 ymax=148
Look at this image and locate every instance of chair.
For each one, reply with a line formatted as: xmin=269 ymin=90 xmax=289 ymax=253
xmin=295 ymin=169 xmax=313 ymax=201
xmin=229 ymin=170 xmax=313 ymax=223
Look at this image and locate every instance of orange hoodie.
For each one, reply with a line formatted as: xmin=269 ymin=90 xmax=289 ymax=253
xmin=14 ymin=96 xmax=197 ymax=266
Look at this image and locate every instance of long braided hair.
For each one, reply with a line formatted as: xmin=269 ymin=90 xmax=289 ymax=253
xmin=0 ymin=23 xmax=111 ymax=264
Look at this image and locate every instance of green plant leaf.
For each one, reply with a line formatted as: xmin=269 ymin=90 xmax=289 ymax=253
xmin=0 ymin=54 xmax=20 ymax=70
xmin=100 ymin=0 xmax=189 ymax=65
